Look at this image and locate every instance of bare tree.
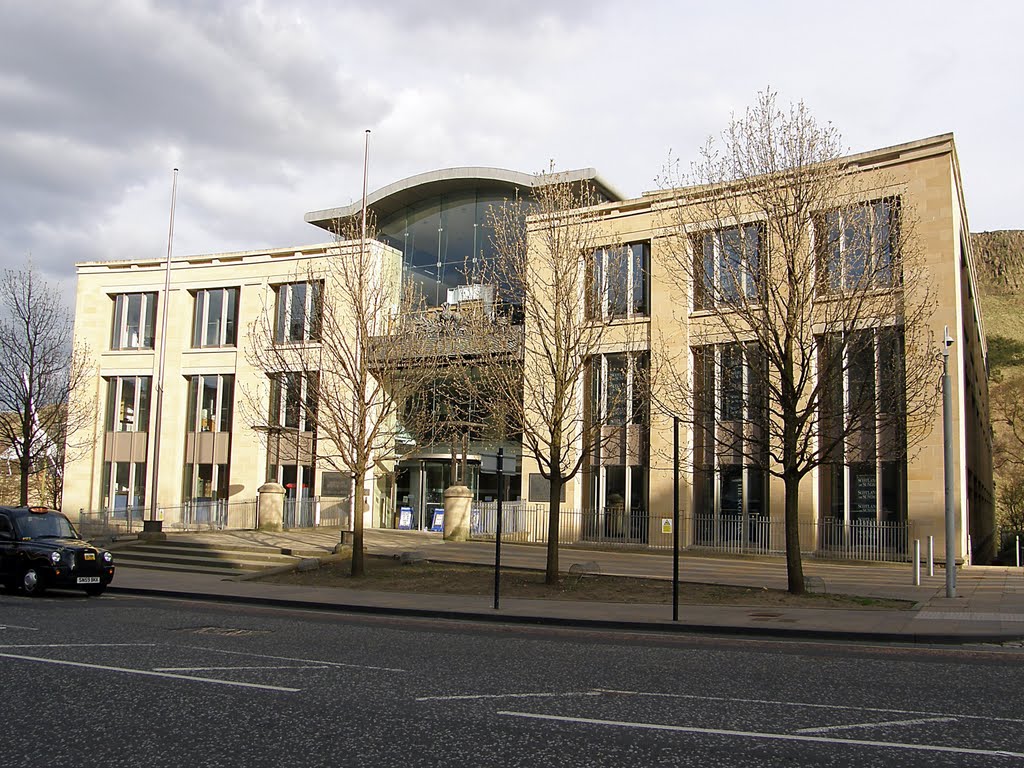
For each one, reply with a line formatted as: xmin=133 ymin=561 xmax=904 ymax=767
xmin=484 ymin=168 xmax=635 ymax=584
xmin=0 ymin=267 xmax=91 ymax=506
xmin=993 ymin=377 xmax=1024 ymax=474
xmin=246 ymin=217 xmax=436 ymax=577
xmin=656 ymin=91 xmax=937 ymax=593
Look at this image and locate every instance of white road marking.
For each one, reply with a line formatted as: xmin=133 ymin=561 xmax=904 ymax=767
xmin=497 ymin=711 xmax=1024 ymax=759
xmin=0 ymin=643 xmax=154 ymax=648
xmin=596 ymin=689 xmax=1024 ymax=726
xmin=797 ymin=717 xmax=958 ymax=734
xmin=417 ymin=691 xmax=598 ymax=702
xmin=153 ymin=665 xmax=332 ymax=672
xmin=0 ymin=652 xmax=299 ymax=692
xmin=182 ymin=645 xmax=406 ymax=673
xmin=0 ymin=625 xmax=39 ymax=631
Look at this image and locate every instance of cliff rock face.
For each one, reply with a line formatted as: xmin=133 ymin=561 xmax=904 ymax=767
xmin=972 ymin=230 xmax=1024 ymax=294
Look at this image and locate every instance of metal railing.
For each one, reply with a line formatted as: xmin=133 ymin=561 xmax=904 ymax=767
xmin=685 ymin=513 xmax=912 ymax=562
xmin=77 ymin=499 xmax=258 ymax=537
xmin=77 ymin=507 xmax=145 ymax=540
xmin=815 ymin=517 xmax=911 ymax=562
xmin=467 ymin=503 xmax=912 ymax=562
xmin=688 ymin=513 xmax=774 ymax=555
xmin=283 ymin=497 xmax=315 ymax=529
xmin=160 ymin=499 xmax=258 ymax=532
xmin=470 ymin=503 xmax=673 ymax=550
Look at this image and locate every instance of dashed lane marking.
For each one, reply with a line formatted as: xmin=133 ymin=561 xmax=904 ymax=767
xmin=0 ymin=643 xmax=153 ymax=648
xmin=417 ymin=691 xmax=599 ymax=702
xmin=497 ymin=711 xmax=1024 ymax=760
xmin=0 ymin=652 xmax=300 ymax=692
xmin=153 ymin=665 xmax=332 ymax=672
xmin=181 ymin=645 xmax=407 ymax=673
xmin=596 ymin=689 xmax=1024 ymax=726
xmin=797 ymin=717 xmax=958 ymax=734
xmin=0 ymin=625 xmax=39 ymax=631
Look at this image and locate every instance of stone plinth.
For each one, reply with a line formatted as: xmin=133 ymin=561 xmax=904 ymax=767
xmin=258 ymin=482 xmax=286 ymax=532
xmin=443 ymin=485 xmax=472 ymax=541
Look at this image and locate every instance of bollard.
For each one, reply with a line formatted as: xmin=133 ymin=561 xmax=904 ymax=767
xmin=913 ymin=539 xmax=921 ymax=586
xmin=967 ymin=535 xmax=973 ymax=567
xmin=1017 ymin=535 xmax=1021 ymax=568
xmin=928 ymin=536 xmax=935 ymax=577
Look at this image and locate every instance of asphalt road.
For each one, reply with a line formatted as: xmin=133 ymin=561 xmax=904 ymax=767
xmin=1 ymin=589 xmax=1023 ymax=767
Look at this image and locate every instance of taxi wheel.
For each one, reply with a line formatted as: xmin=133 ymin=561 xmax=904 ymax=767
xmin=85 ymin=585 xmax=106 ymax=597
xmin=21 ymin=567 xmax=46 ymax=596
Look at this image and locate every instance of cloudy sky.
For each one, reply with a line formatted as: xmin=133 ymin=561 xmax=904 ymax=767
xmin=2 ymin=1 xmax=1022 ymax=294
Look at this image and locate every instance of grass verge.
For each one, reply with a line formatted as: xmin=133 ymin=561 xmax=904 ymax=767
xmin=257 ymin=554 xmax=912 ymax=610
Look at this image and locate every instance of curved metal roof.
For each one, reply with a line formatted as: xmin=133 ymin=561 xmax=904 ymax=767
xmin=304 ymin=166 xmax=624 ymax=232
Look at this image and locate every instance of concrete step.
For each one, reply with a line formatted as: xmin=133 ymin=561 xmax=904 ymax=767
xmin=116 ymin=561 xmax=260 ymax=577
xmin=111 ymin=540 xmax=303 ymax=576
xmin=114 ymin=552 xmax=296 ymax=573
xmin=117 ymin=543 xmax=298 ymax=564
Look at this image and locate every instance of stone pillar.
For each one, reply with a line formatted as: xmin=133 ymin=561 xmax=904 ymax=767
xmin=258 ymin=482 xmax=286 ymax=532
xmin=443 ymin=485 xmax=472 ymax=541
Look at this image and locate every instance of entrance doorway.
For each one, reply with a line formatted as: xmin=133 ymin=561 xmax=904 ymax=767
xmin=394 ymin=458 xmax=479 ymax=530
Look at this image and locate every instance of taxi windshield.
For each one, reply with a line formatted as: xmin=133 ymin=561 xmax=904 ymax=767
xmin=17 ymin=512 xmax=77 ymax=540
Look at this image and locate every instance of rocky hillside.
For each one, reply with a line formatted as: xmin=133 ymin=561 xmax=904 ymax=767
xmin=972 ymin=230 xmax=1024 ymax=294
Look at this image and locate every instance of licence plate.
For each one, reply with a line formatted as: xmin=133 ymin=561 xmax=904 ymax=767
xmin=77 ymin=577 xmax=100 ymax=584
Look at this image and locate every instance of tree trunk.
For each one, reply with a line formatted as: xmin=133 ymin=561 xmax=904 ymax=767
xmin=784 ymin=472 xmax=805 ymax=594
xmin=545 ymin=473 xmax=562 ymax=585
xmin=19 ymin=457 xmax=30 ymax=506
xmin=351 ymin=473 xmax=365 ymax=577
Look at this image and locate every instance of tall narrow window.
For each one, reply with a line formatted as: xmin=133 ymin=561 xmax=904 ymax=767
xmin=192 ymin=287 xmax=239 ymax=348
xmin=274 ymin=281 xmax=322 ymax=343
xmin=100 ymin=460 xmax=146 ymax=516
xmin=587 ymin=351 xmax=650 ymax=543
xmin=185 ymin=374 xmax=234 ymax=434
xmin=110 ymin=292 xmax=157 ymax=350
xmin=691 ymin=342 xmax=769 ymax=549
xmin=183 ymin=374 xmax=234 ymax=507
xmin=693 ymin=224 xmax=763 ymax=310
xmin=104 ymin=376 xmax=152 ymax=432
xmin=269 ymin=371 xmax=318 ymax=432
xmin=816 ymin=327 xmax=908 ymax=531
xmin=817 ymin=198 xmax=898 ymax=293
xmin=588 ymin=242 xmax=650 ymax=320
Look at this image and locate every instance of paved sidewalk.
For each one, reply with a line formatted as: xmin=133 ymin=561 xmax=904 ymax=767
xmin=108 ymin=528 xmax=1024 ymax=644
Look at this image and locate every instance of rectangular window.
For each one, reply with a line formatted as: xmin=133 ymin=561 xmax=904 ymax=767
xmin=275 ymin=281 xmax=322 ymax=343
xmin=100 ymin=459 xmax=146 ymax=517
xmin=817 ymin=198 xmax=898 ymax=293
xmin=110 ymin=292 xmax=157 ymax=350
xmin=192 ymin=287 xmax=239 ymax=348
xmin=185 ymin=374 xmax=234 ymax=433
xmin=691 ymin=342 xmax=769 ymax=530
xmin=588 ymin=242 xmax=650 ymax=320
xmin=269 ymin=371 xmax=318 ymax=432
xmin=104 ymin=376 xmax=152 ymax=432
xmin=693 ymin=224 xmax=763 ymax=310
xmin=816 ymin=327 xmax=908 ymax=527
xmin=588 ymin=351 xmax=650 ymax=541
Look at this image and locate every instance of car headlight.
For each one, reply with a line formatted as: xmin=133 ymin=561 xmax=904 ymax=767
xmin=102 ymin=551 xmax=113 ymax=564
xmin=50 ymin=551 xmax=62 ymax=564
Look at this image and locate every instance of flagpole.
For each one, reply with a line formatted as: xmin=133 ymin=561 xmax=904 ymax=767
xmin=145 ymin=168 xmax=178 ymax=534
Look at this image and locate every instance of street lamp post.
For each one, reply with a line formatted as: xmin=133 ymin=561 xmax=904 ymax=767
xmin=941 ymin=326 xmax=956 ymax=599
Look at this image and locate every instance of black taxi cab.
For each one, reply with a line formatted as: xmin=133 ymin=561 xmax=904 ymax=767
xmin=0 ymin=506 xmax=115 ymax=596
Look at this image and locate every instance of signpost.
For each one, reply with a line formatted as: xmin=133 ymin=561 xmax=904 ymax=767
xmin=494 ymin=448 xmax=504 ymax=610
xmin=673 ymin=416 xmax=680 ymax=622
